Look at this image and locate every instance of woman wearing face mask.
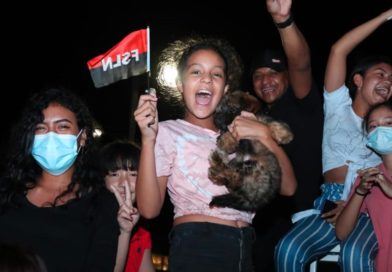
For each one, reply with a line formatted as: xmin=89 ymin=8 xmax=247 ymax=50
xmin=336 ymin=101 xmax=392 ymax=272
xmin=0 ymin=87 xmax=119 ymax=272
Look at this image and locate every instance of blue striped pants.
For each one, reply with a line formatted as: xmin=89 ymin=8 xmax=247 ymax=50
xmin=340 ymin=213 xmax=378 ymax=272
xmin=275 ymin=184 xmax=378 ymax=272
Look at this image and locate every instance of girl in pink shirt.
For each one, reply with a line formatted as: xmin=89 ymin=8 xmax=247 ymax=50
xmin=134 ymin=36 xmax=296 ymax=272
xmin=336 ymin=102 xmax=392 ymax=272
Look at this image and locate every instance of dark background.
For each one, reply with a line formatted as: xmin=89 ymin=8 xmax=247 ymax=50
xmin=0 ymin=0 xmax=391 ymax=256
xmin=1 ymin=0 xmax=391 ymax=148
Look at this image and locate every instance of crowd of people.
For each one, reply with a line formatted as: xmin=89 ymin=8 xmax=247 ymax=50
xmin=0 ymin=0 xmax=391 ymax=271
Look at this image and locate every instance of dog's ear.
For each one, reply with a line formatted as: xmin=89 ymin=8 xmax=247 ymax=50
xmin=214 ymin=95 xmax=232 ymax=131
xmin=243 ymin=93 xmax=261 ymax=113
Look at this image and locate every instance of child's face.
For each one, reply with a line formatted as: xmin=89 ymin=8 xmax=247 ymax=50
xmin=178 ymin=49 xmax=228 ymax=121
xmin=358 ymin=63 xmax=392 ymax=106
xmin=367 ymin=106 xmax=392 ymax=132
xmin=105 ymin=169 xmax=137 ymax=204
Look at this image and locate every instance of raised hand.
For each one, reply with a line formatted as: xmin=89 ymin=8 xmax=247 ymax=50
xmin=112 ymin=180 xmax=140 ymax=234
xmin=134 ymin=92 xmax=158 ymax=142
xmin=266 ymin=0 xmax=291 ymax=21
xmin=381 ymin=8 xmax=392 ymax=21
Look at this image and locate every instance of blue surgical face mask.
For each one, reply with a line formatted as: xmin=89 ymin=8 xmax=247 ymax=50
xmin=366 ymin=126 xmax=392 ymax=155
xmin=32 ymin=130 xmax=83 ymax=175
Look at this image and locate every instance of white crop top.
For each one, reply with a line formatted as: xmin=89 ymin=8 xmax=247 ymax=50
xmin=322 ymin=85 xmax=381 ymax=199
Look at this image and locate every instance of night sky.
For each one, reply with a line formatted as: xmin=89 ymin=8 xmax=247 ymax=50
xmin=2 ymin=0 xmax=391 ymax=151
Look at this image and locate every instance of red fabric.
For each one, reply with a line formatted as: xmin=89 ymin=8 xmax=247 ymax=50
xmin=87 ymin=28 xmax=148 ymax=88
xmin=87 ymin=29 xmax=148 ymax=69
xmin=124 ymin=227 xmax=152 ymax=272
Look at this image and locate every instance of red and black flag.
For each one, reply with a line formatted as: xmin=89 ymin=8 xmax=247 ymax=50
xmin=87 ymin=28 xmax=150 ymax=88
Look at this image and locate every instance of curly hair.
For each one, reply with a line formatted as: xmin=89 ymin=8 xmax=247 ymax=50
xmin=156 ymin=35 xmax=243 ymax=112
xmin=0 ymin=87 xmax=98 ymax=210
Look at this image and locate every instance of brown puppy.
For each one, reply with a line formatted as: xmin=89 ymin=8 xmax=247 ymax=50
xmin=208 ymin=91 xmax=293 ymax=211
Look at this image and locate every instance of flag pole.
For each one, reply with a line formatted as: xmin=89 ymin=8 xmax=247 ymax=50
xmin=147 ymin=25 xmax=151 ymax=90
xmin=130 ymin=26 xmax=151 ymax=141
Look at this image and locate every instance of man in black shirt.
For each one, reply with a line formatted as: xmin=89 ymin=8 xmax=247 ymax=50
xmin=251 ymin=0 xmax=324 ymax=271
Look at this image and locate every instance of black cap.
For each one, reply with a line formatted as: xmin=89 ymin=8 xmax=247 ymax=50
xmin=250 ymin=49 xmax=287 ymax=75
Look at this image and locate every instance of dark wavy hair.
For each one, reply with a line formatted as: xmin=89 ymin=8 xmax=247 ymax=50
xmin=156 ymin=36 xmax=243 ymax=113
xmin=348 ymin=55 xmax=392 ymax=99
xmin=0 ymin=87 xmax=97 ymax=210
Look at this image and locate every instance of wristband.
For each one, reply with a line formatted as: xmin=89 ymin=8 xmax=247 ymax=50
xmin=355 ymin=188 xmax=368 ymax=196
xmin=275 ymin=15 xmax=294 ymax=29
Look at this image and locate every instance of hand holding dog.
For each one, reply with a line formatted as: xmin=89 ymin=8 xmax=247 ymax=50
xmin=228 ymin=111 xmax=277 ymax=151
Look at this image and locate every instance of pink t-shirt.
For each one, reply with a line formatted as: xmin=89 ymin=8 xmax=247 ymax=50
xmin=155 ymin=119 xmax=254 ymax=223
xmin=351 ymin=163 xmax=392 ymax=272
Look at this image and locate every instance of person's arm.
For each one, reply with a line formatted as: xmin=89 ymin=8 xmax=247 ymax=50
xmin=230 ymin=112 xmax=297 ymax=195
xmin=111 ymin=182 xmax=140 ymax=272
xmin=115 ymin=232 xmax=131 ymax=272
xmin=267 ymin=139 xmax=297 ymax=196
xmin=335 ymin=193 xmax=363 ymax=240
xmin=134 ymin=93 xmax=166 ymax=218
xmin=324 ymin=9 xmax=392 ymax=93
xmin=335 ymin=167 xmax=379 ymax=240
xmin=139 ymin=248 xmax=156 ymax=272
xmin=267 ymin=0 xmax=311 ymax=99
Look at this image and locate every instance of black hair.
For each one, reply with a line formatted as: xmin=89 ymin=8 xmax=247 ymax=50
xmin=363 ymin=100 xmax=392 ymax=132
xmin=98 ymin=140 xmax=140 ymax=177
xmin=0 ymin=87 xmax=97 ymax=210
xmin=348 ymin=55 xmax=392 ymax=99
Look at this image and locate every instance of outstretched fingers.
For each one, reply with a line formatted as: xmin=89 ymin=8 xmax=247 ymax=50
xmin=111 ymin=184 xmax=124 ymax=206
xmin=124 ymin=180 xmax=133 ymax=208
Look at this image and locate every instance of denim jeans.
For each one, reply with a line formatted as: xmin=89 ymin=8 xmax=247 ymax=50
xmin=169 ymin=222 xmax=255 ymax=272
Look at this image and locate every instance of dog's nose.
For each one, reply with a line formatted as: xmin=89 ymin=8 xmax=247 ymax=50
xmin=242 ymin=160 xmax=258 ymax=174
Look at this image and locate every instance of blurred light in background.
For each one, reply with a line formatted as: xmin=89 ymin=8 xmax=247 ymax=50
xmin=152 ymin=254 xmax=169 ymax=271
xmin=157 ymin=64 xmax=177 ymax=89
xmin=93 ymin=128 xmax=103 ymax=138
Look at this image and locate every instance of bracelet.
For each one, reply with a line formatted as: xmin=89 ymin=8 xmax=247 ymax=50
xmin=355 ymin=188 xmax=368 ymax=196
xmin=275 ymin=14 xmax=294 ymax=29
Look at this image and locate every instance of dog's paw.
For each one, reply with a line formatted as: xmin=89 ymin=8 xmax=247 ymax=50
xmin=269 ymin=121 xmax=293 ymax=144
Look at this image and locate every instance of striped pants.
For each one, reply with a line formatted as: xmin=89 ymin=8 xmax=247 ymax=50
xmin=340 ymin=213 xmax=378 ymax=272
xmin=275 ymin=184 xmax=378 ymax=272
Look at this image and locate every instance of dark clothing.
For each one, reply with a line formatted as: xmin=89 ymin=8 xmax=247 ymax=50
xmin=260 ymin=82 xmax=324 ymax=213
xmin=169 ymin=222 xmax=255 ymax=272
xmin=253 ymin=82 xmax=324 ymax=271
xmin=0 ymin=190 xmax=119 ymax=272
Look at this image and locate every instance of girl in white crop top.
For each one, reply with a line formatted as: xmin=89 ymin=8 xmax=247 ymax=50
xmin=275 ymin=8 xmax=392 ymax=272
